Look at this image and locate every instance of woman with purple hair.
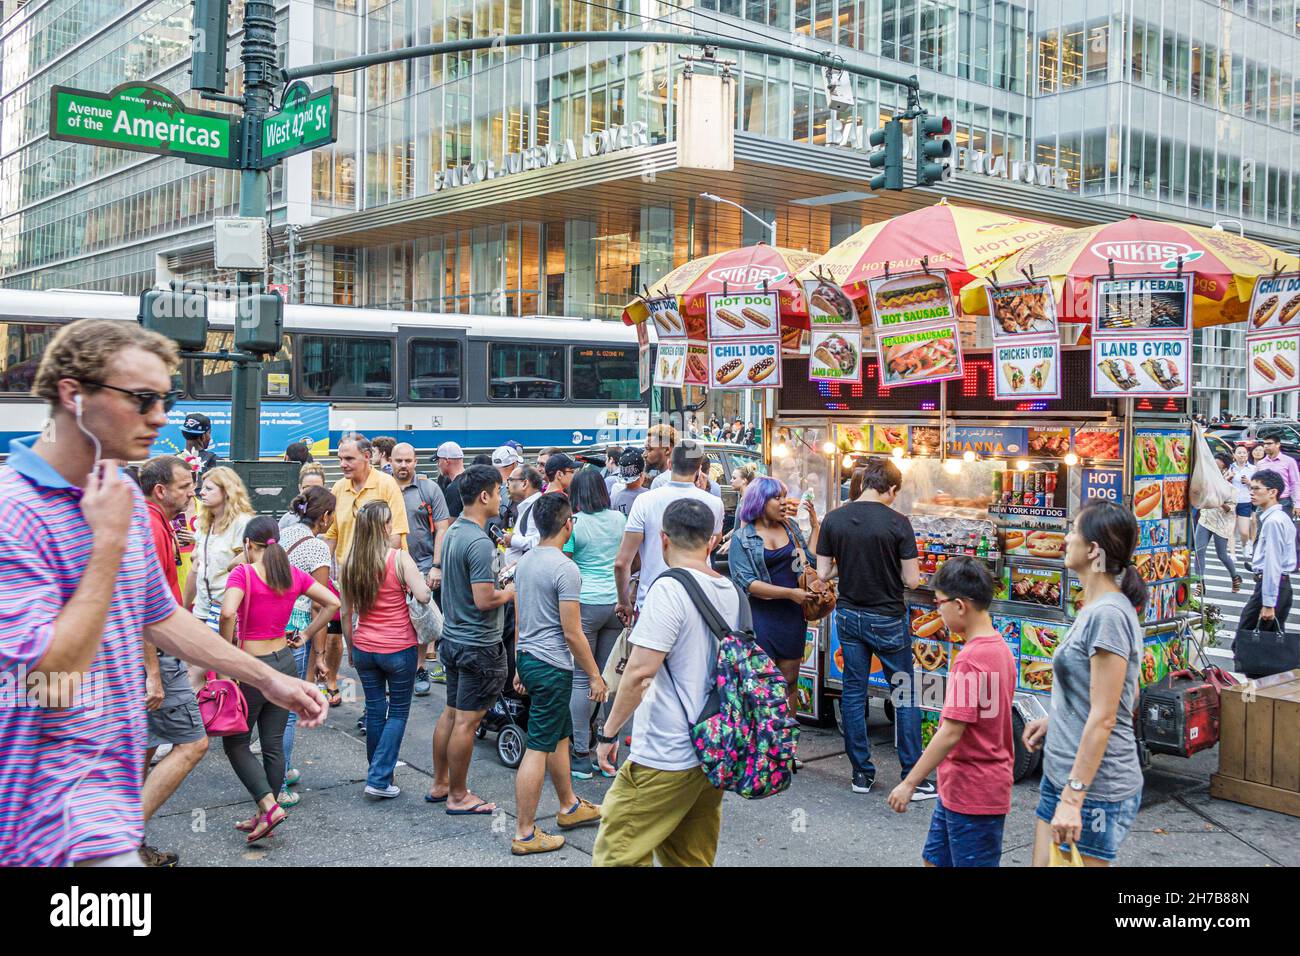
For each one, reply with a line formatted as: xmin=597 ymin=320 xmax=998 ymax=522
xmin=728 ymin=476 xmax=821 ymax=707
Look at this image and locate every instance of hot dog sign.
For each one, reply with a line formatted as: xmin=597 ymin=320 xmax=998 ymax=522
xmin=708 ymin=338 xmax=782 ymax=389
xmin=1247 ymin=331 xmax=1300 ymax=397
xmin=707 ymin=291 xmax=779 ymax=340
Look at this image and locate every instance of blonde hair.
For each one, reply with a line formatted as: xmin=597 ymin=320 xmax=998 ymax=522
xmin=196 ymin=466 xmax=255 ymax=534
xmin=647 ymin=423 xmax=678 ymax=448
xmin=33 ymin=320 xmax=178 ymax=407
xmin=340 ymin=501 xmax=392 ymax=617
xmin=298 ymin=461 xmax=326 ymax=485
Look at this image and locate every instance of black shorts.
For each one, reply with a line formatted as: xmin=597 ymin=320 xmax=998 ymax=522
xmin=439 ymin=639 xmax=508 ymax=713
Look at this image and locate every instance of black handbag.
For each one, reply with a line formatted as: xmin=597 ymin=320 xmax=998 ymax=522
xmin=1233 ymin=621 xmax=1300 ymax=677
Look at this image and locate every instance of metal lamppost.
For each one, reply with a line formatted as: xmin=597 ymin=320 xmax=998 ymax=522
xmin=698 ymin=192 xmax=777 ymax=246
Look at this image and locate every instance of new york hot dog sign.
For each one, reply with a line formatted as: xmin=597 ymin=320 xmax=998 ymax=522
xmin=708 ymin=338 xmax=782 ymax=389
xmin=1247 ymin=331 xmax=1300 ymax=397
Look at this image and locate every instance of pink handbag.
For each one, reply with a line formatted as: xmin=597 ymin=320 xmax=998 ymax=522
xmin=196 ymin=565 xmax=250 ymax=736
xmin=196 ymin=671 xmax=249 ymax=736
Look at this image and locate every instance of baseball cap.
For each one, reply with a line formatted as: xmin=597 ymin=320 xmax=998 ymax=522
xmin=544 ymin=452 xmax=577 ymax=479
xmin=491 ymin=445 xmax=523 ymax=468
xmin=504 ymin=440 xmax=524 ymax=453
xmin=435 ymin=441 xmax=464 ymax=460
xmin=180 ymin=413 xmax=212 ymax=437
xmin=618 ymin=448 xmax=645 ymax=478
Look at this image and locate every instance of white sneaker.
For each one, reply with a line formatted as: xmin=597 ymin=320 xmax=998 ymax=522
xmin=364 ymin=784 xmax=401 ymax=799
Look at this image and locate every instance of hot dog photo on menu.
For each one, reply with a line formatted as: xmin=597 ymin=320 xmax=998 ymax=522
xmin=1246 ymin=331 xmax=1300 ymax=397
xmin=1247 ymin=271 xmax=1300 ymax=332
xmin=707 ymin=291 xmax=779 ymax=339
xmin=708 ymin=337 xmax=782 ymax=388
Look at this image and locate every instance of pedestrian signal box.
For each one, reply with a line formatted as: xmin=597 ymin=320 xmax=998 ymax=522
xmin=138 ymin=289 xmax=209 ymax=351
xmin=234 ymin=292 xmax=284 ymax=355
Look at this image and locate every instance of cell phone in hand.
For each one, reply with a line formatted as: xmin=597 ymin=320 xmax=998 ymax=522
xmin=487 ymin=524 xmax=505 ymax=545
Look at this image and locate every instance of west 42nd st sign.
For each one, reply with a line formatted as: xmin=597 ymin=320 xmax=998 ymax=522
xmin=259 ymin=81 xmax=338 ymax=167
xmin=49 ymin=82 xmax=239 ymax=167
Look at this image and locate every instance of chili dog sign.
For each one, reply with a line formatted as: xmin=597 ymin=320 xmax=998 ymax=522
xmin=1247 ymin=331 xmax=1300 ymax=397
xmin=708 ymin=338 xmax=782 ymax=388
xmin=707 ymin=292 xmax=778 ymax=340
xmin=1247 ymin=272 xmax=1300 ymax=333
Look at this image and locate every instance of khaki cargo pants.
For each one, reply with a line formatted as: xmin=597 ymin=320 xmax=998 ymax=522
xmin=592 ymin=761 xmax=723 ymax=867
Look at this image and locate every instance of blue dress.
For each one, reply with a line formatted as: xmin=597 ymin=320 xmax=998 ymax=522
xmin=750 ymin=539 xmax=807 ymax=662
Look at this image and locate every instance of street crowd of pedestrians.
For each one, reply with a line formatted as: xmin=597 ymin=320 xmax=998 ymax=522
xmin=0 ymin=319 xmax=1178 ymax=869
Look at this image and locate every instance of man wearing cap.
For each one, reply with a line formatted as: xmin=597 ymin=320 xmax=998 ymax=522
xmin=492 ymin=444 xmax=525 ymax=533
xmin=436 ymin=441 xmax=466 ymax=520
xmin=180 ymin=412 xmax=219 ymax=476
xmin=544 ymin=453 xmax=578 ymax=496
xmin=611 ymin=449 xmax=650 ymax=517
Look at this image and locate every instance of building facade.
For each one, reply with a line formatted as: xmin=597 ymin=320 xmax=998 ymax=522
xmin=2 ymin=0 xmax=1299 ymax=417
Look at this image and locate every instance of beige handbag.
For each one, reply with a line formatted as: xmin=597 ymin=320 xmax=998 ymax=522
xmin=601 ymin=626 xmax=633 ymax=697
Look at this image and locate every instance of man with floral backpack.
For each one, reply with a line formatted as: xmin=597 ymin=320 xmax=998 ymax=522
xmin=593 ymin=498 xmax=742 ymax=867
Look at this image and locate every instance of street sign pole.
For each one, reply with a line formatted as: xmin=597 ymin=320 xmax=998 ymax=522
xmin=228 ymin=0 xmax=278 ymax=460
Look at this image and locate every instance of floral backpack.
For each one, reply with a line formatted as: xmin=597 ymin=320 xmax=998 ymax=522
xmin=658 ymin=568 xmax=799 ymax=799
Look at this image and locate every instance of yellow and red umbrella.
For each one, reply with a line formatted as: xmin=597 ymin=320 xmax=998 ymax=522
xmin=622 ymin=245 xmax=820 ymax=338
xmin=798 ymin=198 xmax=1069 ymax=308
xmin=959 ymin=215 xmax=1300 ymax=328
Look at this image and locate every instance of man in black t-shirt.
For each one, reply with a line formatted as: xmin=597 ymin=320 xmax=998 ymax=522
xmin=816 ymin=457 xmax=933 ymax=801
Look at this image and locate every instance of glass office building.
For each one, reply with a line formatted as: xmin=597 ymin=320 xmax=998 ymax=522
xmin=2 ymin=0 xmax=1299 ymax=416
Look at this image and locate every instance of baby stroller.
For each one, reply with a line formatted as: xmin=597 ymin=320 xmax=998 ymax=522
xmin=473 ymin=570 xmax=530 ymax=769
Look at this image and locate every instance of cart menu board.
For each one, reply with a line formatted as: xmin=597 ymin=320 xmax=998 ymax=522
xmin=1246 ymin=331 xmax=1300 ymax=396
xmin=1131 ymin=426 xmax=1192 ymax=625
xmin=646 ymin=295 xmax=687 ymax=339
xmin=986 ymin=278 xmax=1059 ymax=338
xmin=1247 ymin=271 xmax=1300 ymax=333
xmin=707 ymin=291 xmax=779 ymax=339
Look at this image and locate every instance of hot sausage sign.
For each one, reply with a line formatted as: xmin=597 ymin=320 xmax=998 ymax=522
xmin=708 ymin=338 xmax=782 ymax=388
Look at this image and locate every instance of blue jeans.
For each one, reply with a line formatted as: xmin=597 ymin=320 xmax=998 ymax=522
xmin=922 ymin=796 xmax=1006 ymax=867
xmin=354 ymin=646 xmax=419 ymax=789
xmin=281 ymin=639 xmax=312 ymax=778
xmin=835 ymin=606 xmax=923 ymax=778
xmin=1036 ymin=774 xmax=1142 ymax=864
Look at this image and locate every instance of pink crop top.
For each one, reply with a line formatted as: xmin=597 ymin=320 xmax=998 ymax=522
xmin=227 ymin=563 xmax=315 ymax=643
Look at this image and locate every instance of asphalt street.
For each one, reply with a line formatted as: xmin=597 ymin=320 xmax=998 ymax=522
xmin=148 ymin=660 xmax=1300 ymax=867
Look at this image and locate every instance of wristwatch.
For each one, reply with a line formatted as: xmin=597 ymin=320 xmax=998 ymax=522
xmin=1066 ymin=777 xmax=1088 ymax=794
xmin=595 ymin=731 xmax=619 ymax=745
xmin=432 ymin=562 xmax=442 ymax=569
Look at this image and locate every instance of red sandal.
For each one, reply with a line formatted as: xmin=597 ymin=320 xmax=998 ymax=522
xmin=246 ymin=805 xmax=286 ymax=844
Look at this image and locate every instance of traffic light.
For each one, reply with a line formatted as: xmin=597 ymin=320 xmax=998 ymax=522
xmin=138 ymin=289 xmax=208 ymax=351
xmin=234 ymin=292 xmax=284 ymax=355
xmin=190 ymin=0 xmax=230 ymax=94
xmin=867 ymin=118 xmax=905 ymax=192
xmin=915 ymin=114 xmax=953 ymax=187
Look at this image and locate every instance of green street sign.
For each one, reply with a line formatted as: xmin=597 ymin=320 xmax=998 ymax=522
xmin=49 ymin=82 xmax=239 ymax=167
xmin=259 ymin=82 xmax=337 ymax=167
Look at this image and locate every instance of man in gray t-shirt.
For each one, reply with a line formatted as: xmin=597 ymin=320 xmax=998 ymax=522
xmin=440 ymin=516 xmax=503 ymax=647
xmin=509 ymin=492 xmax=607 ymax=854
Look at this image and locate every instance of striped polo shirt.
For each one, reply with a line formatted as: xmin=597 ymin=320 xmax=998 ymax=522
xmin=0 ymin=436 xmax=177 ymax=865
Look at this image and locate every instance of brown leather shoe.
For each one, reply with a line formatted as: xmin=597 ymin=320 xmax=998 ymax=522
xmin=556 ymin=796 xmax=601 ymax=830
xmin=138 ymin=843 xmax=178 ymax=867
xmin=511 ymin=827 xmax=566 ymax=855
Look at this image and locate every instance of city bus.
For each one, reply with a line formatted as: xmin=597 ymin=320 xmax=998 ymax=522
xmin=0 ymin=288 xmax=651 ymax=453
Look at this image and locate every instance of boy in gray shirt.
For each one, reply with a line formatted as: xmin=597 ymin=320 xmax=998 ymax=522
xmin=510 ymin=493 xmax=607 ymax=855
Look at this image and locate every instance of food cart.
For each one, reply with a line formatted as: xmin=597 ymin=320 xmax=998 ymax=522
xmin=770 ymin=345 xmax=1195 ymax=780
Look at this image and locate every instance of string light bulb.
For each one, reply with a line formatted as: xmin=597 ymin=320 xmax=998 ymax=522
xmin=773 ymin=443 xmax=790 ymax=459
xmin=1016 ymin=458 xmax=1030 ymax=471
xmin=892 ymin=446 xmax=905 ymax=459
xmin=943 ymin=458 xmax=963 ymax=475
xmin=1063 ymin=452 xmax=1079 ymax=466
xmin=822 ymin=441 xmax=836 ymax=456
xmin=842 ymin=453 xmax=856 ymax=470
xmin=963 ymin=450 xmax=977 ymax=463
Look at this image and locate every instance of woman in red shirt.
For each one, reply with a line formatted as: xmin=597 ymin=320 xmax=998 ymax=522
xmin=340 ymin=501 xmax=432 ymax=799
xmin=220 ymin=516 xmax=339 ymax=843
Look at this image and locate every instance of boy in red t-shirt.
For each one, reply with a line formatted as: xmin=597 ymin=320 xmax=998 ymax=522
xmin=886 ymin=557 xmax=1016 ymax=867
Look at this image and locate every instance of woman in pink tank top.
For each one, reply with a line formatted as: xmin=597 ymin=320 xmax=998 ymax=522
xmin=340 ymin=501 xmax=432 ymax=798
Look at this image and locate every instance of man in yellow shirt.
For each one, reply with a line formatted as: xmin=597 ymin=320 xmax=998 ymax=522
xmin=327 ymin=435 xmax=410 ymax=562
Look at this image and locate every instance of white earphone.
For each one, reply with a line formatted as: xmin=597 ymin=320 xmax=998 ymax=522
xmin=72 ymin=390 xmax=102 ymax=462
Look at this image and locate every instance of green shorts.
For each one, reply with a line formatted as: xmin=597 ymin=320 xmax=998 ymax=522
xmin=516 ymin=651 xmax=574 ymax=753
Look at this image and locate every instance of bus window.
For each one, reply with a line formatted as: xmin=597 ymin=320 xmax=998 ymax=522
xmin=191 ymin=331 xmax=293 ymax=399
xmin=0 ymin=323 xmax=56 ymax=393
xmin=488 ymin=343 xmax=565 ymax=401
xmin=301 ymin=335 xmax=394 ymax=399
xmin=408 ymin=339 xmax=462 ymax=401
xmin=571 ymin=345 xmax=640 ymax=402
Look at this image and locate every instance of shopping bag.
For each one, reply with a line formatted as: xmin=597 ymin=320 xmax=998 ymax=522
xmin=601 ymin=626 xmax=633 ymax=697
xmin=1189 ymin=423 xmax=1234 ymax=510
xmin=1233 ymin=623 xmax=1300 ymax=677
xmin=1049 ymin=842 xmax=1084 ymax=867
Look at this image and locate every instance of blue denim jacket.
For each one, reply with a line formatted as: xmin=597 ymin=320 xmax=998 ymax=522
xmin=729 ymin=520 xmax=815 ymax=592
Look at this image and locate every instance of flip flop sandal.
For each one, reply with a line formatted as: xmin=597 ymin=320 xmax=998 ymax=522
xmin=327 ymin=688 xmax=342 ymax=706
xmin=247 ymin=806 xmax=286 ymax=844
xmin=1232 ymin=576 xmax=1243 ymax=592
xmin=424 ymin=793 xmax=448 ymax=804
xmin=445 ymin=801 xmax=496 ymax=815
xmin=234 ymin=815 xmax=260 ymax=833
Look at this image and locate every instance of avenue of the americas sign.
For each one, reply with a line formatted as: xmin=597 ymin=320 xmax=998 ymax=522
xmin=49 ymin=82 xmax=238 ymax=167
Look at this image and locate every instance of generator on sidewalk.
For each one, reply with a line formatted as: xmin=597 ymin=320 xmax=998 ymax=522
xmin=1139 ymin=669 xmax=1226 ymax=759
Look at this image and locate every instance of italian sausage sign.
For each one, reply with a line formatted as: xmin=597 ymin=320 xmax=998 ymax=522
xmin=708 ymin=338 xmax=782 ymax=389
xmin=1247 ymin=331 xmax=1300 ymax=397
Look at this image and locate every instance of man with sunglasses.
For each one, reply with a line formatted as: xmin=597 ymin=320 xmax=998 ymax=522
xmin=180 ymin=412 xmax=219 ymax=477
xmin=0 ymin=320 xmax=327 ymax=867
